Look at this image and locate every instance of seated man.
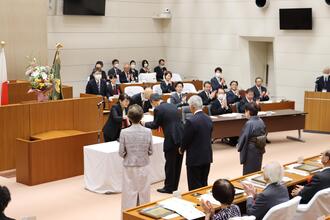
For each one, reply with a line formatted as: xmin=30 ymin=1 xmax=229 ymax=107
xmin=89 ymin=61 xmax=107 ymax=81
xmin=85 ymin=70 xmax=107 ymax=98
xmin=130 ymin=87 xmax=153 ymax=113
xmin=198 ymin=81 xmax=217 ymax=105
xmin=106 ymin=75 xmax=121 ymax=97
xmin=170 ymin=82 xmax=188 ymax=107
xmin=0 ymin=185 xmax=14 ymax=220
xmin=291 ymin=149 xmax=330 ymax=204
xmin=315 ymin=67 xmax=330 ymax=92
xmin=210 ymin=67 xmax=227 ymax=91
xmin=250 ymin=77 xmax=270 ymax=101
xmin=242 ymin=162 xmax=289 ymax=220
xmin=154 ymin=59 xmax=167 ymax=82
xmin=119 ymin=64 xmax=136 ymax=83
xmin=201 ymin=179 xmax=241 ymax=220
xmin=210 ymin=88 xmax=232 ymax=115
xmin=238 ymin=89 xmax=259 ymax=113
xmin=226 ymin=80 xmax=241 ymax=105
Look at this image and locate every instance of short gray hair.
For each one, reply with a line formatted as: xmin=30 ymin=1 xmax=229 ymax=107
xmin=188 ymin=95 xmax=203 ymax=110
xmin=263 ymin=161 xmax=284 ymax=184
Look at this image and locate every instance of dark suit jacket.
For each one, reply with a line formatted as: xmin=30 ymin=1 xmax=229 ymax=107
xmin=145 ymin=103 xmax=184 ymax=152
xmin=130 ymin=69 xmax=139 ymax=80
xmin=119 ymin=71 xmax=136 ymax=83
xmin=299 ymin=168 xmax=330 ymax=204
xmin=154 ymin=66 xmax=167 ymax=82
xmin=85 ymin=79 xmax=107 ymax=97
xmin=182 ymin=111 xmax=213 ymax=166
xmin=89 ymin=70 xmax=107 ymax=81
xmin=139 ymin=68 xmax=150 ymax=74
xmin=130 ymin=93 xmax=152 ymax=113
xmin=315 ymin=76 xmax=330 ymax=92
xmin=198 ymin=90 xmax=215 ymax=105
xmin=102 ymin=104 xmax=128 ymax=142
xmin=160 ymin=81 xmax=175 ymax=93
xmin=106 ymin=83 xmax=121 ymax=97
xmin=246 ymin=183 xmax=289 ymax=220
xmin=210 ymin=76 xmax=228 ymax=91
xmin=251 ymin=85 xmax=270 ymax=101
xmin=226 ymin=90 xmax=241 ymax=104
xmin=210 ymin=99 xmax=232 ymax=115
xmin=107 ymin=67 xmax=121 ymax=77
xmin=0 ymin=213 xmax=15 ymax=220
xmin=238 ymin=97 xmax=258 ymax=113
xmin=170 ymin=92 xmax=188 ymax=107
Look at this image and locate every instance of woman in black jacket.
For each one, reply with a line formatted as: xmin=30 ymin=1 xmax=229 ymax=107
xmin=103 ymin=94 xmax=130 ymax=142
xmin=160 ymin=71 xmax=175 ymax=93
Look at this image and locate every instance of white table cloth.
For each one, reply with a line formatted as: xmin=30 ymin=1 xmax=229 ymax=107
xmin=84 ymin=136 xmax=165 ymax=193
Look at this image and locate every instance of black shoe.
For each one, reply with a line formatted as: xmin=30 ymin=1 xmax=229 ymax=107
xmin=157 ymin=188 xmax=173 ymax=194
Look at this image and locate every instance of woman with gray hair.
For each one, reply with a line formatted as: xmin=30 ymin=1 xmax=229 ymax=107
xmin=241 ymin=161 xmax=289 ymax=220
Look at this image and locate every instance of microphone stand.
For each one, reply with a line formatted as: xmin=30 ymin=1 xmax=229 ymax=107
xmin=97 ymin=98 xmax=104 ymax=144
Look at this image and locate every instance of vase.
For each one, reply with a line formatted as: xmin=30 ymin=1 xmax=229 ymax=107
xmin=36 ymin=91 xmax=48 ymax=102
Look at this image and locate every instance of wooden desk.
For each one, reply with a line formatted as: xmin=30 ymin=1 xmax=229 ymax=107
xmin=123 ymin=155 xmax=321 ymax=220
xmin=259 ymin=100 xmax=295 ymax=111
xmin=7 ymin=80 xmax=73 ymax=104
xmin=304 ymin=91 xmax=330 ymax=133
xmin=119 ymin=80 xmax=203 ymax=93
xmin=16 ymin=131 xmax=98 ymax=186
xmin=212 ymin=109 xmax=306 ymax=142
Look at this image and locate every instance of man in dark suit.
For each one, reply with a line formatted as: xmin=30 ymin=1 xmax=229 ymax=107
xmin=170 ymin=82 xmax=188 ymax=107
xmin=291 ymin=149 xmax=330 ymax=204
xmin=180 ymin=95 xmax=213 ymax=191
xmin=106 ymin=75 xmax=120 ymax=97
xmin=119 ymin=64 xmax=136 ymax=83
xmin=89 ymin=61 xmax=107 ymax=81
xmin=143 ymin=94 xmax=184 ymax=194
xmin=198 ymin=81 xmax=217 ymax=105
xmin=107 ymin=59 xmax=121 ymax=80
xmin=238 ymin=89 xmax=259 ymax=113
xmin=130 ymin=87 xmax=153 ymax=113
xmin=0 ymin=185 xmax=14 ymax=220
xmin=86 ymin=71 xmax=108 ymax=97
xmin=315 ymin=67 xmax=330 ymax=92
xmin=226 ymin=80 xmax=241 ymax=104
xmin=250 ymin=77 xmax=270 ymax=101
xmin=210 ymin=88 xmax=232 ymax=115
xmin=154 ymin=59 xmax=167 ymax=82
xmin=242 ymin=162 xmax=289 ymax=220
xmin=210 ymin=67 xmax=227 ymax=91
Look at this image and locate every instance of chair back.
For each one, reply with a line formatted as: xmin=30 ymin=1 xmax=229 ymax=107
xmin=182 ymin=83 xmax=197 ymax=93
xmin=138 ymin=72 xmax=157 ymax=83
xmin=153 ymin=84 xmax=162 ymax=95
xmin=294 ymin=187 xmax=330 ymax=220
xmin=262 ymin=196 xmax=301 ymax=220
xmin=124 ymin=86 xmax=144 ymax=97
xmin=172 ymin=73 xmax=182 ymax=81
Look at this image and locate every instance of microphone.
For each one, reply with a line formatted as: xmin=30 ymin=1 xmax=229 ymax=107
xmin=97 ymin=100 xmax=104 ymax=107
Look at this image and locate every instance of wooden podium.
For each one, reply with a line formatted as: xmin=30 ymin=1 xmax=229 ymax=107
xmin=304 ymin=91 xmax=330 ymax=133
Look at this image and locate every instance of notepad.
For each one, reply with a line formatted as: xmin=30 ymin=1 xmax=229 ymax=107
xmin=139 ymin=206 xmax=175 ymax=219
xmin=294 ymin=164 xmax=321 ymax=173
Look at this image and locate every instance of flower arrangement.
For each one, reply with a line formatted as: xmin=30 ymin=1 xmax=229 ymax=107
xmin=25 ymin=58 xmax=53 ymax=101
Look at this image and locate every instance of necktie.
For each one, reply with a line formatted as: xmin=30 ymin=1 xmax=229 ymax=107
xmin=179 ymin=93 xmax=182 ymax=101
xmin=113 ymin=85 xmax=116 ymax=94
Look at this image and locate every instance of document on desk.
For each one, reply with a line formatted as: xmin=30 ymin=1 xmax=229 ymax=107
xmin=158 ymin=197 xmax=205 ymax=220
xmin=219 ymin=113 xmax=243 ymax=118
xmin=199 ymin=193 xmax=220 ymax=205
xmin=143 ymin=114 xmax=154 ymax=122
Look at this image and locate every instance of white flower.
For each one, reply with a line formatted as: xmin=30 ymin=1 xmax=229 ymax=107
xmin=31 ymin=71 xmax=39 ymax=77
xmin=41 ymin=72 xmax=48 ymax=80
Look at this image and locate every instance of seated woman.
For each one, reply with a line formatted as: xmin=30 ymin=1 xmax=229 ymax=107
xmin=210 ymin=88 xmax=232 ymax=115
xmin=160 ymin=71 xmax=175 ymax=93
xmin=202 ymin=179 xmax=241 ymax=220
xmin=129 ymin=60 xmax=139 ymax=80
xmin=139 ymin=60 xmax=150 ymax=73
xmin=102 ymin=94 xmax=130 ymax=142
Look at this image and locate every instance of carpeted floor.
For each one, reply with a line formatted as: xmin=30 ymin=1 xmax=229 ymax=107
xmin=1 ymin=130 xmax=329 ymax=220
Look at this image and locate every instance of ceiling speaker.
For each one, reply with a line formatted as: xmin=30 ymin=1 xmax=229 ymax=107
xmin=256 ymin=0 xmax=269 ymax=8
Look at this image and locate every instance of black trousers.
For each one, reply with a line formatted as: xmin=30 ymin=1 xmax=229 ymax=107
xmin=164 ymin=148 xmax=183 ymax=191
xmin=187 ymin=164 xmax=210 ymax=191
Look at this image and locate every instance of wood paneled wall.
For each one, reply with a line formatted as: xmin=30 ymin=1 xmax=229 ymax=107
xmin=0 ymin=96 xmax=101 ymax=171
